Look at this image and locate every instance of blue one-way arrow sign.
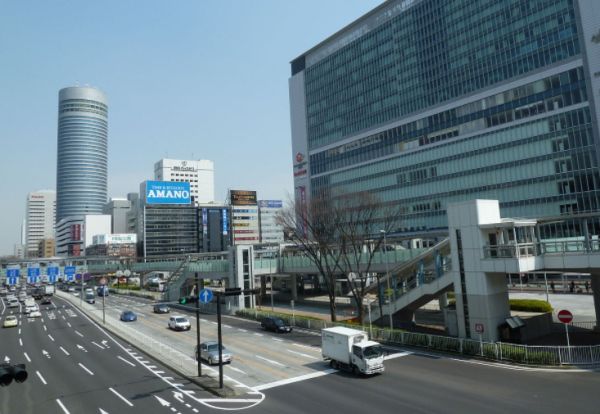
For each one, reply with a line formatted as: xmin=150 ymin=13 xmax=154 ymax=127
xmin=198 ymin=288 xmax=213 ymax=304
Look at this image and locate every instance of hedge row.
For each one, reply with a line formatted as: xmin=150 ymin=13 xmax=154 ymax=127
xmin=508 ymin=299 xmax=552 ymax=312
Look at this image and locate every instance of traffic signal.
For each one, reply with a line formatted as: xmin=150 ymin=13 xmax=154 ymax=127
xmin=0 ymin=364 xmax=28 ymax=386
xmin=179 ymin=297 xmax=187 ymax=305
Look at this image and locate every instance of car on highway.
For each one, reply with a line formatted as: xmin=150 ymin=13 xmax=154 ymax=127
xmin=41 ymin=296 xmax=52 ymax=305
xmin=261 ymin=316 xmax=293 ymax=333
xmin=3 ymin=315 xmax=18 ymax=328
xmin=196 ymin=341 xmax=233 ymax=365
xmin=120 ymin=311 xmax=137 ymax=322
xmin=7 ymin=299 xmax=19 ymax=308
xmin=168 ymin=315 xmax=191 ymax=331
xmin=0 ymin=288 xmax=7 ymax=296
xmin=153 ymin=304 xmax=170 ymax=314
xmin=67 ymin=286 xmax=75 ymax=293
xmin=29 ymin=310 xmax=42 ymax=318
xmin=24 ymin=304 xmax=39 ymax=315
xmin=85 ymin=292 xmax=96 ymax=304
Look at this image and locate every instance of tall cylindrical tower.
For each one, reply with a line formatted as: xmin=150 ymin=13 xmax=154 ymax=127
xmin=56 ymin=86 xmax=108 ymax=222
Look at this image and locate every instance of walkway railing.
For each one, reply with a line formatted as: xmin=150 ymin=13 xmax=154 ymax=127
xmin=483 ymin=239 xmax=600 ymax=259
xmin=236 ymin=309 xmax=600 ymax=367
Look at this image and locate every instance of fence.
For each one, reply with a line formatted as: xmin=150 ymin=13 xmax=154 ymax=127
xmin=237 ymin=309 xmax=600 ymax=367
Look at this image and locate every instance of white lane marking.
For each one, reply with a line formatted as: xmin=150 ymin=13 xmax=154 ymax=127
xmin=78 ymin=362 xmax=94 ymax=375
xmin=223 ymin=324 xmax=232 ymax=329
xmin=286 ymin=349 xmax=319 ymax=360
xmin=192 ymin=409 xmax=199 ymax=413
xmin=42 ymin=350 xmax=51 ymax=359
xmin=185 ymin=403 xmax=192 ymax=408
xmin=62 ymin=315 xmax=66 ymax=320
xmin=384 ymin=351 xmax=412 ymax=360
xmin=60 ymin=346 xmax=70 ymax=356
xmin=23 ymin=352 xmax=31 ymax=362
xmin=228 ymin=366 xmax=247 ymax=375
xmin=56 ymin=398 xmax=70 ymax=414
xmin=92 ymin=341 xmax=105 ymax=350
xmin=0 ymin=297 xmax=5 ymax=315
xmin=76 ymin=344 xmax=88 ymax=353
xmin=147 ymin=365 xmax=157 ymax=369
xmin=253 ymin=333 xmax=263 ymax=337
xmin=255 ymin=355 xmax=285 ymax=367
xmin=118 ymin=355 xmax=136 ymax=367
xmin=238 ymin=329 xmax=248 ymax=333
xmin=271 ymin=338 xmax=283 ymax=342
xmin=254 ymin=369 xmax=337 ymax=391
xmin=109 ymin=387 xmax=134 ymax=407
xmin=43 ymin=325 xmax=47 ymax=331
xmin=48 ymin=334 xmax=55 ymax=342
xmin=18 ymin=328 xmax=21 ymax=335
xmin=292 ymin=343 xmax=320 ymax=352
xmin=210 ymin=321 xmax=218 ymax=325
xmin=19 ymin=338 xmax=23 ymax=346
xmin=67 ymin=322 xmax=72 ymax=327
xmin=74 ymin=330 xmax=84 ymax=337
xmin=36 ymin=370 xmax=48 ymax=385
xmin=155 ymin=370 xmax=165 ymax=374
xmin=200 ymin=319 xmax=208 ymax=323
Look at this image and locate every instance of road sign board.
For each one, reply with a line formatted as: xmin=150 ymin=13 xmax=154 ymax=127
xmin=99 ymin=277 xmax=107 ymax=286
xmin=6 ymin=269 xmax=19 ymax=278
xmin=198 ymin=288 xmax=213 ymax=304
xmin=116 ymin=270 xmax=124 ymax=277
xmin=557 ymin=309 xmax=573 ymax=324
xmin=124 ymin=269 xmax=131 ymax=277
xmin=475 ymin=323 xmax=484 ymax=333
xmin=64 ymin=266 xmax=76 ymax=276
xmin=27 ymin=267 xmax=40 ymax=277
xmin=7 ymin=276 xmax=18 ymax=286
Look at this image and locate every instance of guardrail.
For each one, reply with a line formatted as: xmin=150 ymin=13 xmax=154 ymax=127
xmin=483 ymin=239 xmax=600 ymax=258
xmin=237 ymin=309 xmax=600 ymax=367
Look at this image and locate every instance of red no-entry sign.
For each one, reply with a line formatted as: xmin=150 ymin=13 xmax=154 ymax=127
xmin=557 ymin=309 xmax=573 ymax=324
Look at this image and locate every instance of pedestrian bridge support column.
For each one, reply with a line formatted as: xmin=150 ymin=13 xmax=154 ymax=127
xmin=291 ymin=274 xmax=298 ymax=301
xmin=592 ymin=273 xmax=600 ymax=331
xmin=448 ymin=200 xmax=511 ymax=342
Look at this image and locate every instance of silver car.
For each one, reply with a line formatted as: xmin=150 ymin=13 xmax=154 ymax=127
xmin=196 ymin=341 xmax=233 ymax=365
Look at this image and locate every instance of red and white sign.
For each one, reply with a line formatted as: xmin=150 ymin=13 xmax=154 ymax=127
xmin=557 ymin=309 xmax=573 ymax=324
xmin=475 ymin=323 xmax=484 ymax=333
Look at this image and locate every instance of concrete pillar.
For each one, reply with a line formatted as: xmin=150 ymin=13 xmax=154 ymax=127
xmin=592 ymin=273 xmax=600 ymax=330
xmin=290 ymin=274 xmax=298 ymax=301
xmin=438 ymin=292 xmax=448 ymax=309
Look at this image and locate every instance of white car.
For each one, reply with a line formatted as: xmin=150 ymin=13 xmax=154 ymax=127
xmin=3 ymin=315 xmax=18 ymax=328
xmin=168 ymin=316 xmax=191 ymax=331
xmin=29 ymin=310 xmax=42 ymax=318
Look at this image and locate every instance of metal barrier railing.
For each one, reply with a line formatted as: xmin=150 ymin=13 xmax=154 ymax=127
xmin=237 ymin=309 xmax=600 ymax=367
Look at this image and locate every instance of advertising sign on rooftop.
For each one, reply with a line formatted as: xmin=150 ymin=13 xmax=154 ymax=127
xmin=230 ymin=190 xmax=257 ymax=206
xmin=145 ymin=181 xmax=191 ymax=205
xmin=258 ymin=200 xmax=283 ymax=208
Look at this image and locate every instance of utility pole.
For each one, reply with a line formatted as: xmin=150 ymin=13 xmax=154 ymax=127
xmin=217 ymin=294 xmax=223 ymax=388
xmin=381 ymin=230 xmax=393 ymax=331
xmin=195 ymin=272 xmax=201 ymax=377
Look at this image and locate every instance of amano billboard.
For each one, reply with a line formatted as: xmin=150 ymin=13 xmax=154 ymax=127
xmin=145 ymin=181 xmax=191 ymax=205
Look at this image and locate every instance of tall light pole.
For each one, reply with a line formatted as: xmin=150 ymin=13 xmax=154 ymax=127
xmin=380 ymin=230 xmax=393 ymax=331
xmin=269 ymin=252 xmax=274 ymax=312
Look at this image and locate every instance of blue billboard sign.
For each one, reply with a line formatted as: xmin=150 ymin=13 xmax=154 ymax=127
xmin=222 ymin=209 xmax=228 ymax=235
xmin=258 ymin=200 xmax=283 ymax=208
xmin=145 ymin=181 xmax=191 ymax=205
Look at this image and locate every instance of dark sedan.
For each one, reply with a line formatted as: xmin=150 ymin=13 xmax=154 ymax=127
xmin=120 ymin=310 xmax=137 ymax=322
xmin=153 ymin=304 xmax=170 ymax=314
xmin=261 ymin=316 xmax=293 ymax=333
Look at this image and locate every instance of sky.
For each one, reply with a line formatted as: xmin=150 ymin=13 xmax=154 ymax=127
xmin=0 ymin=0 xmax=382 ymax=255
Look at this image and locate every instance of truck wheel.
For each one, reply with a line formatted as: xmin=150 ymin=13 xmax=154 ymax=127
xmin=352 ymin=365 xmax=358 ymax=375
xmin=330 ymin=360 xmax=338 ymax=369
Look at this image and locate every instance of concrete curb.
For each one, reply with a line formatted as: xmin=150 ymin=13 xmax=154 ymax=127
xmin=55 ymin=291 xmax=242 ymax=397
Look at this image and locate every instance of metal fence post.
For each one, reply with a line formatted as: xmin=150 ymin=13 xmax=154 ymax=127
xmin=428 ymin=335 xmax=432 ymax=348
xmin=459 ymin=338 xmax=463 ymax=354
xmin=525 ymin=346 xmax=528 ymax=364
xmin=499 ymin=342 xmax=502 ymax=361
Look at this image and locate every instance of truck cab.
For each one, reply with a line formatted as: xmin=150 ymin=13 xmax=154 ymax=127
xmin=322 ymin=326 xmax=385 ymax=375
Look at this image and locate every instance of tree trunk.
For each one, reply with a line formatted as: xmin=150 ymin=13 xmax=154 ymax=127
xmin=329 ymin=300 xmax=337 ymax=322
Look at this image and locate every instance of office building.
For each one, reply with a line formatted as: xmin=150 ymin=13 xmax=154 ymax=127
xmin=56 ymin=86 xmax=108 ymax=222
xmin=258 ymin=200 xmax=284 ymax=243
xmin=199 ymin=204 xmax=231 ymax=252
xmin=13 ymin=244 xmax=25 ymax=259
xmin=103 ymin=198 xmax=131 ymax=234
xmin=230 ymin=190 xmax=260 ymax=245
xmin=55 ymin=214 xmax=111 ymax=257
xmin=86 ymin=234 xmax=137 ymax=257
xmin=290 ymin=0 xmax=600 ymax=233
xmin=37 ymin=239 xmax=56 ymax=258
xmin=24 ymin=190 xmax=56 ymax=258
xmin=154 ymin=158 xmax=215 ymax=204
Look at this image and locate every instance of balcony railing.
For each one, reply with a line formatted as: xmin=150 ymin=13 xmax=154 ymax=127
xmin=483 ymin=239 xmax=600 ymax=258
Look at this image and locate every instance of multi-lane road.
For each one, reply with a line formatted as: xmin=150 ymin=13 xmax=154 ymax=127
xmin=2 ymin=290 xmax=600 ymax=413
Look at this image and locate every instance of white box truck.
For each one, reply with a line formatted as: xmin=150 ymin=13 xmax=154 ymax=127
xmin=321 ymin=326 xmax=385 ymax=375
xmin=44 ymin=285 xmax=55 ymax=296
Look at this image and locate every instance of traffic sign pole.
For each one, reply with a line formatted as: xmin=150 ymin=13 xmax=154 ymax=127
xmin=195 ymin=273 xmax=201 ymax=377
xmin=558 ymin=309 xmax=573 ymax=363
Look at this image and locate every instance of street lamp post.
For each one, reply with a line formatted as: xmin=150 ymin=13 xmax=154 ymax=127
xmin=367 ymin=299 xmax=373 ymax=338
xmin=269 ymin=253 xmax=274 ymax=312
xmin=380 ymin=230 xmax=394 ymax=331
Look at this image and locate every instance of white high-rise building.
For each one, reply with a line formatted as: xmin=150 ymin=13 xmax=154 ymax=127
xmin=154 ymin=158 xmax=214 ymax=204
xmin=258 ymin=200 xmax=284 ymax=243
xmin=25 ymin=190 xmax=56 ymax=258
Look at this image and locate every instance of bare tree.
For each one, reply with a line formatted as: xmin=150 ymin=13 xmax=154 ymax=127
xmin=279 ymin=190 xmax=402 ymax=323
xmin=336 ymin=192 xmax=402 ymax=323
xmin=278 ymin=191 xmax=346 ymax=322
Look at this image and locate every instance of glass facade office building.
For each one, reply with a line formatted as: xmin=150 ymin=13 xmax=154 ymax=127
xmin=56 ymin=86 xmax=108 ymax=222
xmin=290 ymin=0 xmax=600 ymax=233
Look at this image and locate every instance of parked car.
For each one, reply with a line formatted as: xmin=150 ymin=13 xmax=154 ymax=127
xmin=120 ymin=311 xmax=137 ymax=322
xmin=196 ymin=341 xmax=233 ymax=365
xmin=3 ymin=315 xmax=18 ymax=328
xmin=153 ymin=304 xmax=170 ymax=314
xmin=168 ymin=316 xmax=191 ymax=331
xmin=261 ymin=316 xmax=293 ymax=333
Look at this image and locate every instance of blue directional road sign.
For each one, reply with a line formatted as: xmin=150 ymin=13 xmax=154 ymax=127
xmin=6 ymin=268 xmax=19 ymax=278
xmin=8 ymin=276 xmax=18 ymax=286
xmin=47 ymin=266 xmax=59 ymax=283
xmin=27 ymin=267 xmax=40 ymax=284
xmin=64 ymin=266 xmax=76 ymax=282
xmin=199 ymin=288 xmax=213 ymax=304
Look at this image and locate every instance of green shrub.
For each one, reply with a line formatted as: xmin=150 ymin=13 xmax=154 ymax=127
xmin=509 ymin=299 xmax=552 ymax=312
